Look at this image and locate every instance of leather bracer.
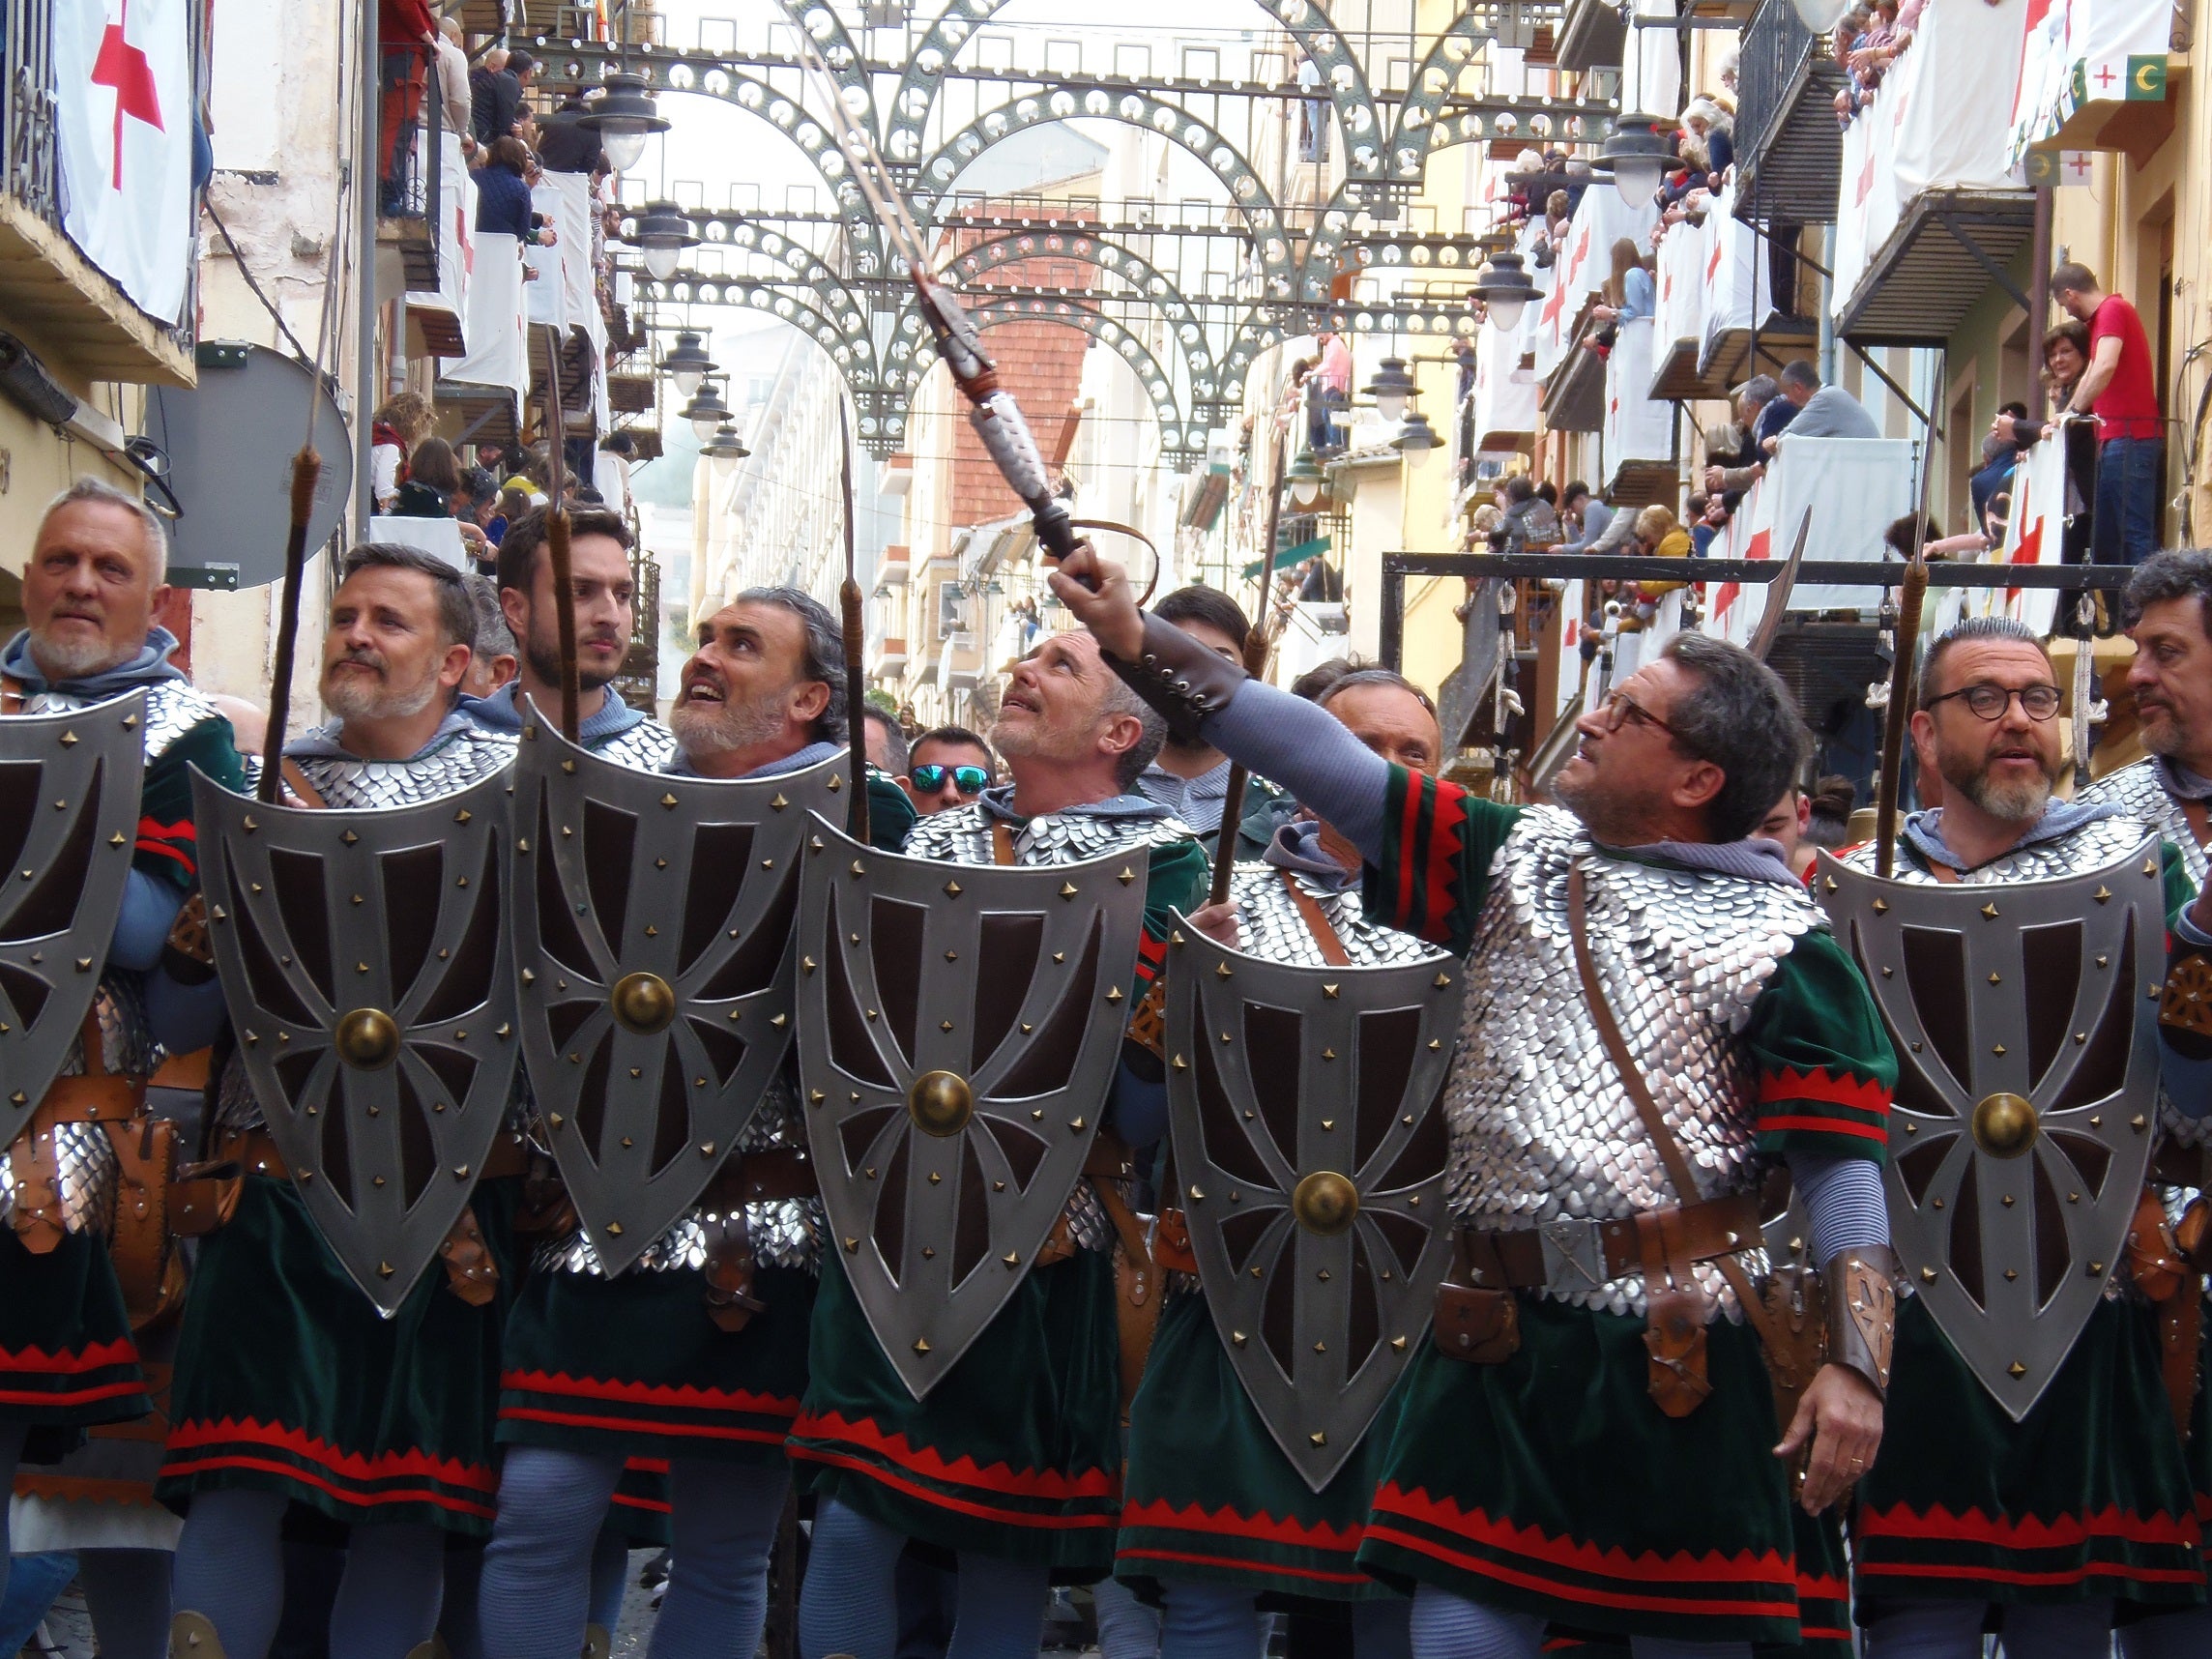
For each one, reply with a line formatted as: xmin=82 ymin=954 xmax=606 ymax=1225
xmin=1105 ymin=613 xmax=1252 ymax=743
xmin=1823 ymin=1244 xmax=1899 ymax=1397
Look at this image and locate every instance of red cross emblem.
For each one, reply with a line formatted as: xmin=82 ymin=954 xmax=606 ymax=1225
xmin=1707 ymin=236 xmax=1725 ymax=283
xmin=1856 ymin=149 xmax=1877 ymax=206
xmin=91 ymin=0 xmax=164 ymax=192
xmin=2093 ymin=64 xmax=2118 ymax=91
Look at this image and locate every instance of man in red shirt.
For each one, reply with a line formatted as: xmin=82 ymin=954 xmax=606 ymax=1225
xmin=2053 ymin=262 xmax=2164 ymax=563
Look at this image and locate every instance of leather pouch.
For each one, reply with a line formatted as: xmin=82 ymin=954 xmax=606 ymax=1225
xmin=1643 ymin=1284 xmax=1714 ymax=1417
xmin=1434 ymin=1281 xmax=1521 ymax=1364
xmin=2176 ymin=1194 xmax=2212 ymax=1273
xmin=1754 ymin=1266 xmax=1827 ymax=1433
xmin=2128 ymin=1185 xmax=2189 ymax=1301
xmin=167 ymin=1161 xmax=244 ymax=1237
xmin=439 ymin=1207 xmax=502 ymax=1307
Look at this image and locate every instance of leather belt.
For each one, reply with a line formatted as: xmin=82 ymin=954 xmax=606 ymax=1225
xmin=213 ymin=1127 xmax=533 ymax=1184
xmin=1455 ymin=1189 xmax=1768 ymax=1296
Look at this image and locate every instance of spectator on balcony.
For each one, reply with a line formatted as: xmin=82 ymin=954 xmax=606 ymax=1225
xmin=1594 ymin=239 xmax=1655 ymax=327
xmin=1766 ymin=360 xmax=1878 ymax=449
xmin=1681 ymin=99 xmax=1733 ymax=191
xmin=469 ymin=47 xmax=510 ymax=150
xmin=1560 ymin=480 xmax=1613 ymax=551
xmin=392 ymin=437 xmax=460 ymax=517
xmin=1631 ymin=505 xmax=1693 ymax=597
xmin=1848 ymin=0 xmax=1906 ymax=89
xmin=1311 ymin=331 xmax=1353 ymax=451
xmin=370 ymin=392 xmax=434 ymax=513
xmin=1689 ymin=492 xmax=1731 ymax=556
xmin=476 ymin=137 xmax=552 ymax=248
xmin=433 ymin=17 xmax=473 ymax=159
xmin=1296 ymin=556 xmax=1345 ymax=602
xmin=1832 ymin=8 xmax=1874 ymax=123
xmin=1495 ymin=474 xmax=1561 ymax=553
xmin=2052 ymin=262 xmax=2164 ymax=562
xmin=1453 ymin=335 xmax=1477 ymax=403
xmin=536 ymin=89 xmax=604 ymax=175
xmin=1532 ymin=189 xmax=1572 ymax=268
xmin=376 ymin=0 xmax=438 ymax=215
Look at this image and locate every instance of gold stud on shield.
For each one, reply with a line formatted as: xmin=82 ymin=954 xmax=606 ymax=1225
xmin=1971 ymin=1091 xmax=2039 ymax=1158
xmin=334 ymin=1008 xmax=400 ymax=1070
xmin=1292 ymin=1171 xmax=1359 ymax=1237
xmin=610 ymin=972 xmax=677 ymax=1035
xmin=908 ymin=1069 xmax=975 ymax=1137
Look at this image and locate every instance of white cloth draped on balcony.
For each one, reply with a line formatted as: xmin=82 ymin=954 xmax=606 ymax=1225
xmin=1705 ymin=434 xmax=1915 ymax=645
xmin=410 ymin=130 xmax=476 ymax=336
xmin=1831 ymin=0 xmax=2027 ymax=312
xmin=1601 ymin=317 xmax=1672 ymax=466
xmin=2009 ymin=0 xmax=2173 ymax=167
xmin=440 ymin=229 xmax=529 ymax=399
xmin=1532 ymin=187 xmax=1657 ymax=380
xmin=1977 ymin=420 xmax=2079 ymax=634
xmin=526 ymin=172 xmax=597 ymax=335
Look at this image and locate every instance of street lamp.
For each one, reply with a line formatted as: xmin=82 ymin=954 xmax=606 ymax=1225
xmin=1363 ymin=356 xmax=1416 ymax=423
xmin=699 ymin=422 xmax=750 ymax=460
xmin=1285 ymin=443 xmax=1327 ymax=510
xmin=1470 ymin=250 xmax=1537 ymax=334
xmin=1595 ymin=115 xmax=1674 ymax=209
xmin=576 ymin=73 xmax=670 ymax=173
xmin=679 ymin=379 xmax=733 ymax=443
xmin=1392 ymin=412 xmax=1439 ymax=467
xmin=657 ymin=331 xmax=717 ymax=399
xmin=1790 ymin=0 xmax=1850 ymax=28
xmin=623 ymin=201 xmax=698 ymax=282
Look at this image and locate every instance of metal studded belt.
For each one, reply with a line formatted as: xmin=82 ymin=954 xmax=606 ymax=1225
xmin=1456 ymin=1189 xmax=1768 ymax=1296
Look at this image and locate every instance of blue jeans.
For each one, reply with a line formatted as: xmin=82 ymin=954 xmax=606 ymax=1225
xmin=2092 ymin=435 xmax=2162 ymax=564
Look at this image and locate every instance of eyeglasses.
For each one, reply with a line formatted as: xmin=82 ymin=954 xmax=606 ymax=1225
xmin=911 ymin=764 xmax=990 ymax=797
xmin=1596 ymin=687 xmax=1680 ymax=740
xmin=1925 ymin=683 xmax=2062 ymax=722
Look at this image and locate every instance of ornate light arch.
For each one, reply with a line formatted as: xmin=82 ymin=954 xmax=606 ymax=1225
xmin=910 ymin=90 xmax=1293 ymax=300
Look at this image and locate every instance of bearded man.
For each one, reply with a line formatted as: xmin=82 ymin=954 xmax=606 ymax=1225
xmin=790 ymin=628 xmax=1209 ymax=1659
xmin=0 ymin=479 xmax=246 ymax=1638
xmin=159 ymin=545 xmax=516 ymax=1659
xmin=464 ymin=506 xmax=673 ymax=768
xmin=478 ymin=589 xmax=912 ymax=1659
xmin=1837 ymin=615 xmax=2198 ymax=1658
xmin=1052 ymin=542 xmax=1897 ymax=1659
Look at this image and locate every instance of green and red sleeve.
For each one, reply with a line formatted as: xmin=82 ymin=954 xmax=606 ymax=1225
xmin=1361 ymin=765 xmax=1522 ymax=958
xmin=141 ymin=716 xmax=245 ymax=891
xmin=1136 ymin=835 xmax=1210 ymax=995
xmin=1742 ymin=927 xmax=1898 ymax=1162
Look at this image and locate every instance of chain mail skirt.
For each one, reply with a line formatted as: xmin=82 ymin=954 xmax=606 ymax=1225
xmin=496 ymin=1262 xmax=817 ymax=1467
xmin=156 ymin=1176 xmax=518 ymax=1536
xmin=0 ymin=1227 xmax=149 ymax=1460
xmin=1116 ymin=1288 xmax=1399 ymax=1604
xmin=1852 ymin=1295 xmax=2202 ymax=1612
xmin=788 ymin=1250 xmax=1122 ymax=1581
xmin=1357 ymin=1294 xmax=1809 ymax=1646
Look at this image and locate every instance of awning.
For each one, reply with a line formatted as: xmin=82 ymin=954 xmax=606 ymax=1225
xmin=1555 ymin=0 xmax=1628 ymax=73
xmin=1700 ymin=313 xmax=1818 ymax=392
xmin=1242 ymin=535 xmax=1330 ymax=582
xmin=1541 ymin=319 xmax=1607 ymax=434
xmin=1834 ymin=188 xmax=2036 ymax=345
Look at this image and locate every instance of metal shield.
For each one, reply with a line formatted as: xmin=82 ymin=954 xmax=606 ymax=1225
xmin=194 ymin=764 xmax=520 ymax=1313
xmin=0 ymin=692 xmax=146 ymax=1147
xmin=509 ymin=721 xmax=843 ymax=1274
xmin=794 ymin=814 xmax=1150 ymax=1399
xmin=1817 ymin=838 xmax=2166 ymax=1418
xmin=1162 ymin=920 xmax=1462 ymax=1491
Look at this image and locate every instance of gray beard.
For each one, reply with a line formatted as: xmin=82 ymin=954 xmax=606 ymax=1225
xmin=671 ymin=694 xmax=787 ymax=762
xmin=1949 ymin=760 xmax=2055 ymax=824
xmin=27 ymin=628 xmax=133 ymax=682
xmin=325 ymin=664 xmax=441 ymax=724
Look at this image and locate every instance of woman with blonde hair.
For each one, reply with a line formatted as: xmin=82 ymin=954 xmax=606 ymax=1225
xmin=369 ymin=392 xmax=434 ymax=512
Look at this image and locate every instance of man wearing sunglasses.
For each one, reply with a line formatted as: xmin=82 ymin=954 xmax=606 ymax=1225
xmin=1050 ymin=542 xmax=1898 ymax=1659
xmin=1836 ymin=614 xmax=2195 ymax=1659
xmin=902 ymin=724 xmax=996 ymax=815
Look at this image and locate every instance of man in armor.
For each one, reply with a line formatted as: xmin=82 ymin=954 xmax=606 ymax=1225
xmin=160 ymin=544 xmax=516 ymax=1659
xmin=462 ymin=505 xmax=675 ymax=769
xmin=1835 ymin=615 xmax=2198 ymax=1656
xmin=477 ymin=588 xmax=912 ymax=1659
xmin=2085 ymin=551 xmax=2212 ymax=1659
xmin=1051 ymin=545 xmax=1899 ymax=1659
xmin=0 ymin=479 xmax=246 ymax=1635
xmin=790 ymin=626 xmax=1208 ymax=1659
xmin=1118 ymin=666 xmax=1445 ymax=1657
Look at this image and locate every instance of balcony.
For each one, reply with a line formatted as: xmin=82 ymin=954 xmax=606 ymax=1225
xmin=1830 ymin=0 xmax=2034 ymax=343
xmin=377 ymin=48 xmax=442 ymax=292
xmin=2011 ymin=0 xmax=2176 ymax=167
xmin=1703 ymin=434 xmax=1917 ymax=639
xmin=1555 ymin=0 xmax=1628 ymax=73
xmin=1732 ymin=0 xmax=1848 ymax=228
xmin=0 ymin=0 xmax=193 ymax=387
xmin=1541 ymin=317 xmax=1609 ymax=434
xmin=1601 ymin=317 xmax=1676 ymax=507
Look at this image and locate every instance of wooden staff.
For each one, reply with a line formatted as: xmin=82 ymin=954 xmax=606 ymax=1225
xmin=257 ymin=446 xmax=323 ymax=803
xmin=1206 ymin=436 xmax=1291 ymax=906
xmin=1873 ymin=552 xmax=1929 ymax=879
xmin=542 ymin=334 xmax=581 ymax=742
xmin=838 ymin=402 xmax=871 ymax=844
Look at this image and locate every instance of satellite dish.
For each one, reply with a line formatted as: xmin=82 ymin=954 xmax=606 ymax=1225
xmin=143 ymin=343 xmax=354 ymax=590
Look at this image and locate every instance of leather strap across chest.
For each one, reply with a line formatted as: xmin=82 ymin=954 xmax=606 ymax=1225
xmin=1277 ymin=869 xmax=1352 ymax=966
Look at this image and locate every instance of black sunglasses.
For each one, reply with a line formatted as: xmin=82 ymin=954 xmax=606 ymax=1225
xmin=911 ymin=764 xmax=990 ymax=796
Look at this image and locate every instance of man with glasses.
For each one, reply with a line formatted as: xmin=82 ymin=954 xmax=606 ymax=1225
xmin=1836 ymin=615 xmax=2195 ymax=1658
xmin=902 ymin=724 xmax=996 ymax=815
xmin=1049 ymin=543 xmax=1899 ymax=1659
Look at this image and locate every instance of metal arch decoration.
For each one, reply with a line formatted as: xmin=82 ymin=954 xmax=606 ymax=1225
xmin=639 ymin=276 xmax=861 ymax=364
xmin=0 ymin=692 xmax=146 ymax=1149
xmin=879 ymin=0 xmax=1391 ymax=197
xmin=943 ymin=228 xmax=1223 ymax=403
xmin=650 ymin=209 xmax=874 ymax=352
xmin=886 ymin=295 xmax=1205 ymax=458
xmin=907 ymin=89 xmax=1295 ymax=300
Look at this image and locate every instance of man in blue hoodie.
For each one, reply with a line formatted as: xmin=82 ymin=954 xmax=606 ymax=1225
xmin=1 ymin=478 xmax=244 ymax=1631
xmin=464 ymin=505 xmax=675 ymax=770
